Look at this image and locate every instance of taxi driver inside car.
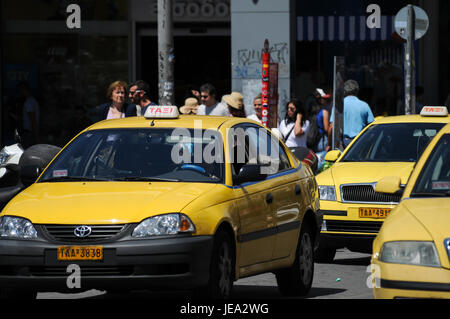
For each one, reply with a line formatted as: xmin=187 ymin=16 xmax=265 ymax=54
xmin=370 ymin=121 xmax=450 ymax=299
xmin=0 ymin=104 xmax=320 ymax=299
xmin=315 ymin=106 xmax=450 ymax=263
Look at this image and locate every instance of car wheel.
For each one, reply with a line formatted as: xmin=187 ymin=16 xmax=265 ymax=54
xmin=315 ymin=245 xmax=336 ymax=263
xmin=276 ymin=223 xmax=314 ymax=297
xmin=197 ymin=230 xmax=234 ymax=299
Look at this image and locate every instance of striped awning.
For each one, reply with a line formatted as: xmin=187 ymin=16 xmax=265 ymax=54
xmin=297 ymin=16 xmax=395 ymax=41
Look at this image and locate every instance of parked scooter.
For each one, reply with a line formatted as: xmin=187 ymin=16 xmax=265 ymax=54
xmin=0 ymin=132 xmax=61 ymax=210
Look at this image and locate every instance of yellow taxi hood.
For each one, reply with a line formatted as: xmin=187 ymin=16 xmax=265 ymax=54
xmin=2 ymin=182 xmax=220 ymax=224
xmin=402 ymin=198 xmax=450 ymax=245
xmin=328 ymin=162 xmax=415 ymax=185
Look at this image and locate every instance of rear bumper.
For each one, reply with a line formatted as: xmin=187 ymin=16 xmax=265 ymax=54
xmin=0 ymin=235 xmax=214 ymax=292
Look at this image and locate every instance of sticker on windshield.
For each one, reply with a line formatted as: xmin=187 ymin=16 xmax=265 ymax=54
xmin=53 ymin=170 xmax=68 ymax=178
xmin=432 ymin=181 xmax=450 ymax=190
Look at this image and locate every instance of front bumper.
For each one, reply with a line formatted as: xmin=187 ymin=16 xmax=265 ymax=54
xmin=0 ymin=235 xmax=214 ymax=292
xmin=372 ymin=260 xmax=450 ymax=299
xmin=318 ymin=200 xmax=395 ymax=252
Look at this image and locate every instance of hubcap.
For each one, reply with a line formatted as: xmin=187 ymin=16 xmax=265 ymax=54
xmin=299 ymin=232 xmax=313 ymax=285
xmin=218 ymin=242 xmax=232 ymax=296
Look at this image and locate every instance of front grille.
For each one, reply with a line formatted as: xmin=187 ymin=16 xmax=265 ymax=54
xmin=29 ymin=266 xmax=134 ymax=277
xmin=326 ymin=220 xmax=383 ymax=233
xmin=43 ymin=224 xmax=126 ymax=242
xmin=341 ymin=184 xmax=401 ymax=204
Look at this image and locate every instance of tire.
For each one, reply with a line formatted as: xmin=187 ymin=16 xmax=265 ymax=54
xmin=276 ymin=223 xmax=314 ymax=297
xmin=197 ymin=230 xmax=234 ymax=299
xmin=315 ymin=244 xmax=337 ymax=263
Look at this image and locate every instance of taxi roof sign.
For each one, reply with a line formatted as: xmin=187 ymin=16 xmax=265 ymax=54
xmin=420 ymin=106 xmax=448 ymax=117
xmin=144 ymin=105 xmax=179 ymax=119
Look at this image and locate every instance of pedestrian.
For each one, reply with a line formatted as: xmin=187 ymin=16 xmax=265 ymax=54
xmin=197 ymin=83 xmax=230 ymax=116
xmin=279 ymin=98 xmax=310 ymax=148
xmin=179 ymin=97 xmax=199 ymax=115
xmin=314 ymin=88 xmax=332 ymax=152
xmin=128 ymin=80 xmax=157 ymax=116
xmin=247 ymin=94 xmax=262 ymax=123
xmin=184 ymin=84 xmax=201 ymax=104
xmin=330 ymin=80 xmax=374 ymax=148
xmin=17 ymin=81 xmax=40 ymax=148
xmin=224 ymin=92 xmax=246 ymax=118
xmin=95 ymin=81 xmax=134 ymax=122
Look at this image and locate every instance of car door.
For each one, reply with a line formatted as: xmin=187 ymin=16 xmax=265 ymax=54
xmin=231 ymin=124 xmax=275 ymax=267
xmin=258 ymin=129 xmax=304 ymax=260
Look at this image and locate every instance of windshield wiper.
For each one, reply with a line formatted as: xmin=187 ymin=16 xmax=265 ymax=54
xmin=40 ymin=176 xmax=110 ymax=183
xmin=113 ymin=176 xmax=181 ymax=182
xmin=410 ymin=192 xmax=449 ymax=198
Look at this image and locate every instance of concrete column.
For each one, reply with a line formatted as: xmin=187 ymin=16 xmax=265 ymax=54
xmin=231 ymin=0 xmax=293 ymax=121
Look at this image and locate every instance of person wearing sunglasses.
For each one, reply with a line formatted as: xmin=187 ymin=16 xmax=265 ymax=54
xmin=196 ymin=83 xmax=230 ymax=117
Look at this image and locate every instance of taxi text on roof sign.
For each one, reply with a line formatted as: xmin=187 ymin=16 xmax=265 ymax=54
xmin=420 ymin=106 xmax=448 ymax=117
xmin=144 ymin=105 xmax=180 ymax=119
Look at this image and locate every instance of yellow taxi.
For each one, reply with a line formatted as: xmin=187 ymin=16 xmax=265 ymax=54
xmin=371 ymin=122 xmax=450 ymax=299
xmin=0 ymin=106 xmax=320 ymax=299
xmin=315 ymin=106 xmax=450 ymax=262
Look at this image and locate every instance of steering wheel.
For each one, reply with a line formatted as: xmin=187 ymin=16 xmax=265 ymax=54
xmin=178 ymin=164 xmax=207 ymax=175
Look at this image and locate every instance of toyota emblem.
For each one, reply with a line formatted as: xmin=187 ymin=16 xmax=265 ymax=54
xmin=74 ymin=226 xmax=92 ymax=238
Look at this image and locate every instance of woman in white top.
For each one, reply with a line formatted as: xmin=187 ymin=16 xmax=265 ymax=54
xmin=279 ymin=98 xmax=310 ymax=148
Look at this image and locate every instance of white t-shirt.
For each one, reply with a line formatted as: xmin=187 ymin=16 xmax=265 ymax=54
xmin=23 ymin=97 xmax=40 ymax=131
xmin=197 ymin=102 xmax=230 ymax=116
xmin=279 ymin=119 xmax=310 ymax=148
xmin=246 ymin=113 xmax=261 ymax=123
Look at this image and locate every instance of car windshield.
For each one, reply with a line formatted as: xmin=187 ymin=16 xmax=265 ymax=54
xmin=341 ymin=123 xmax=445 ymax=162
xmin=411 ymin=134 xmax=450 ymax=198
xmin=39 ymin=128 xmax=224 ymax=183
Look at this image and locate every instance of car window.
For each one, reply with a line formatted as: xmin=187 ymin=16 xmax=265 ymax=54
xmin=39 ymin=128 xmax=224 ymax=183
xmin=411 ymin=134 xmax=450 ymax=197
xmin=229 ymin=124 xmax=290 ymax=177
xmin=341 ymin=123 xmax=445 ymax=162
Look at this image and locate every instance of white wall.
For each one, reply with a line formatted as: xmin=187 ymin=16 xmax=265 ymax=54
xmin=231 ymin=0 xmax=292 ymax=121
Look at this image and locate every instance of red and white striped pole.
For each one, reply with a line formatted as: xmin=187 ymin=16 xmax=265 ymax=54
xmin=261 ymin=39 xmax=270 ymax=128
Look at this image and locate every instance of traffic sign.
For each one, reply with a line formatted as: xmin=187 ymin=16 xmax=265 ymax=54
xmin=395 ymin=5 xmax=429 ymax=40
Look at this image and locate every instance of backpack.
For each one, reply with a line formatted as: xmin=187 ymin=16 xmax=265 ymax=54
xmin=306 ymin=110 xmax=323 ymax=151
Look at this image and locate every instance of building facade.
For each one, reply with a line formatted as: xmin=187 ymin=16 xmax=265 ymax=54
xmin=1 ymin=0 xmax=447 ymax=147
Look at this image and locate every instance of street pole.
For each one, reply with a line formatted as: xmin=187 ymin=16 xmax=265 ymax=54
xmin=158 ymin=0 xmax=175 ymax=105
xmin=404 ymin=4 xmax=416 ymax=115
xmin=261 ymin=39 xmax=270 ymax=128
xmin=332 ymin=56 xmax=345 ymax=150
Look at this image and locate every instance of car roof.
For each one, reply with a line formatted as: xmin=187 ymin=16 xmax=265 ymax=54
xmin=371 ymin=114 xmax=450 ymax=125
xmin=84 ymin=115 xmax=256 ymax=132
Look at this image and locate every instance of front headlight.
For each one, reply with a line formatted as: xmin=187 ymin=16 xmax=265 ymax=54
xmin=132 ymin=213 xmax=196 ymax=238
xmin=380 ymin=241 xmax=441 ymax=267
xmin=0 ymin=216 xmax=38 ymax=240
xmin=0 ymin=148 xmax=11 ymax=166
xmin=319 ymin=185 xmax=337 ymax=201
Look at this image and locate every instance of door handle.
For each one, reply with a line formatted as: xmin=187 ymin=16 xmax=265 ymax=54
xmin=295 ymin=185 xmax=302 ymax=196
xmin=266 ymin=193 xmax=273 ymax=204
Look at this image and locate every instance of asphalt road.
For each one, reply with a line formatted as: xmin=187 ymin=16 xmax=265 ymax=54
xmin=37 ymin=248 xmax=373 ymax=300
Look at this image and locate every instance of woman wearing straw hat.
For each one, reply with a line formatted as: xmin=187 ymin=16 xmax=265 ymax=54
xmin=179 ymin=97 xmax=199 ymax=115
xmin=223 ymin=92 xmax=246 ymax=118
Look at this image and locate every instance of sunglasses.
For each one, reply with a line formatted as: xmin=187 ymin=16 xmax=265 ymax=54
xmin=129 ymin=90 xmax=141 ymax=95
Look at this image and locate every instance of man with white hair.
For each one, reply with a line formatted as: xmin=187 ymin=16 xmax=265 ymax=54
xmin=330 ymin=79 xmax=374 ymax=148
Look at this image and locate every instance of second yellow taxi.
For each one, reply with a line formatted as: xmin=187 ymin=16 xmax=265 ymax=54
xmin=316 ymin=106 xmax=450 ymax=262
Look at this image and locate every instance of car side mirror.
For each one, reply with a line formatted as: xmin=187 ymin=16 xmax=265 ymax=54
xmin=375 ymin=176 xmax=402 ymax=194
xmin=20 ymin=165 xmax=42 ymax=187
xmin=325 ymin=150 xmax=342 ymax=163
xmin=234 ymin=164 xmax=267 ymax=185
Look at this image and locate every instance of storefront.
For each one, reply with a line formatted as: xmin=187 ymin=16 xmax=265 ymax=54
xmin=1 ymin=0 xmax=447 ymax=147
